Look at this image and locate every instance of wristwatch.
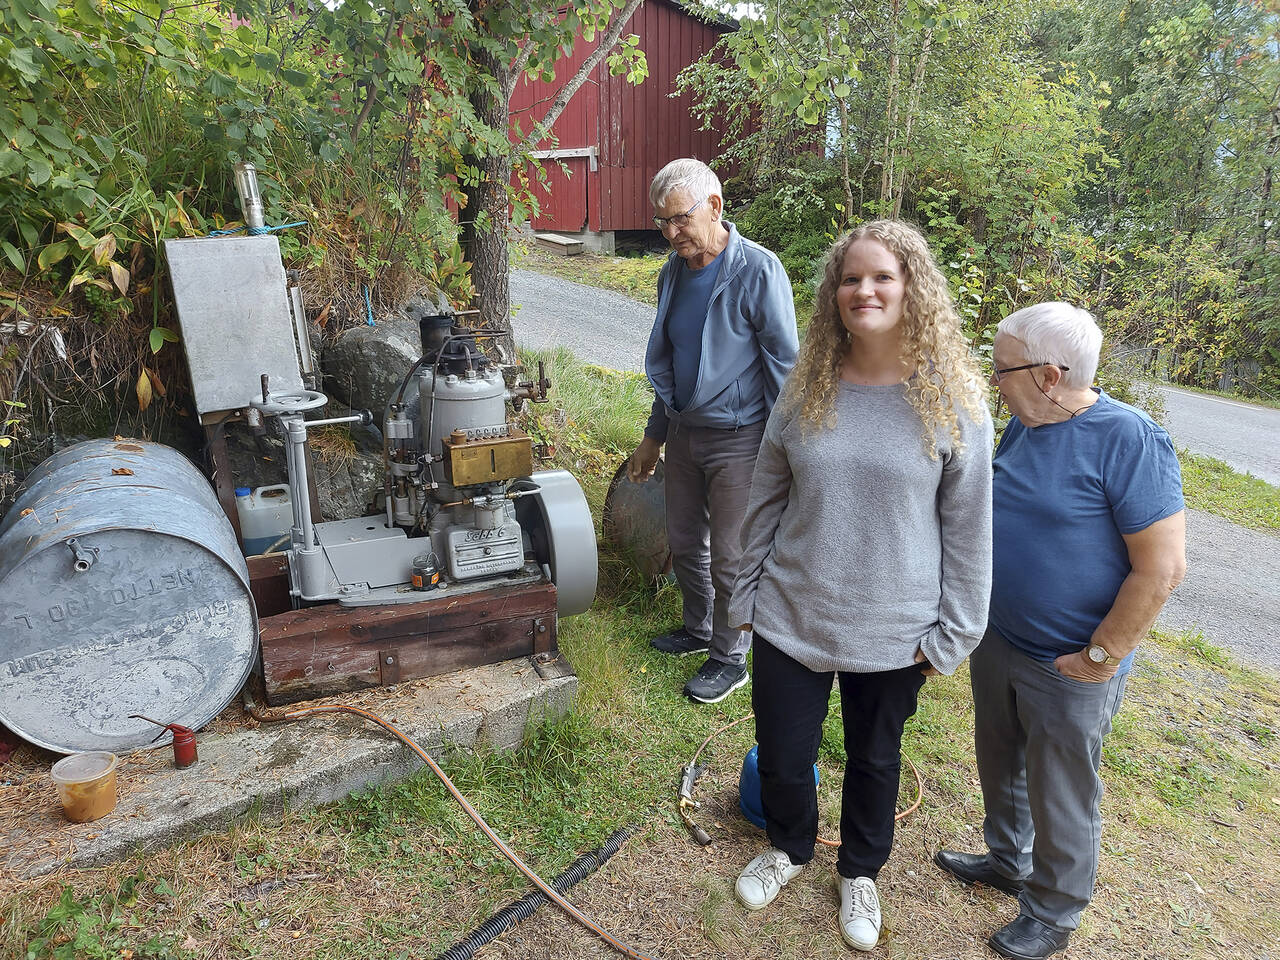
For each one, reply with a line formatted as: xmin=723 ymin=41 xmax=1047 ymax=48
xmin=1085 ymin=643 xmax=1121 ymax=666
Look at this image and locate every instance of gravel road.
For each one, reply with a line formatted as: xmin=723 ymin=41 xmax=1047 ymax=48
xmin=511 ymin=269 xmax=649 ymax=372
xmin=1162 ymin=509 xmax=1280 ymax=672
xmin=512 ymin=270 xmax=1279 ymax=673
xmin=1158 ymin=385 xmax=1280 ymax=486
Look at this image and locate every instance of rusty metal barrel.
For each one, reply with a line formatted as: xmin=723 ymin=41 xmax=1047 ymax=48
xmin=601 ymin=458 xmax=671 ymax=582
xmin=0 ymin=439 xmax=258 ymax=754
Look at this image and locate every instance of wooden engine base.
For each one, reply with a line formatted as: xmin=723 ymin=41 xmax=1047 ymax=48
xmin=248 ymin=556 xmax=558 ymax=706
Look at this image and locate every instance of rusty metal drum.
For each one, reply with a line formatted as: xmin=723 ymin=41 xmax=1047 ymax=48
xmin=601 ymin=458 xmax=671 ymax=582
xmin=0 ymin=439 xmax=257 ymax=754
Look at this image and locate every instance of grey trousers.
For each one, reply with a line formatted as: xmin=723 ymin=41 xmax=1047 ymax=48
xmin=663 ymin=421 xmax=764 ymax=666
xmin=971 ymin=626 xmax=1129 ymax=932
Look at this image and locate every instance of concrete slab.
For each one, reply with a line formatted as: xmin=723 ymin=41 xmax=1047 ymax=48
xmin=3 ymin=656 xmax=576 ymax=881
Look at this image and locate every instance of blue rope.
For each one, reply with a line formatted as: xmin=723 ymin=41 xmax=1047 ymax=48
xmin=364 ymin=284 xmax=376 ymax=326
xmin=207 ymin=220 xmax=309 ymax=237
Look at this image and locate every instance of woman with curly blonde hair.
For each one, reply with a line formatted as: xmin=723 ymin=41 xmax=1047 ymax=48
xmin=728 ymin=220 xmax=993 ymax=951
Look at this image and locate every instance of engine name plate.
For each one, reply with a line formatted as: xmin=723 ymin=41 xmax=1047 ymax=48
xmin=446 ymin=523 xmax=524 ymax=580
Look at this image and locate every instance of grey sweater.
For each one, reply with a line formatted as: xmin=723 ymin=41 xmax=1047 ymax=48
xmin=728 ymin=380 xmax=993 ymax=676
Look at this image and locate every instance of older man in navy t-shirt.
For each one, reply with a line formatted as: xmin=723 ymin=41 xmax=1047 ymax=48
xmin=933 ymin=303 xmax=1186 ymax=960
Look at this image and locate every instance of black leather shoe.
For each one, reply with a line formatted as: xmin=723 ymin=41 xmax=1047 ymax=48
xmin=988 ymin=915 xmax=1071 ymax=960
xmin=650 ymin=628 xmax=710 ymax=657
xmin=934 ymin=849 xmax=1024 ymax=897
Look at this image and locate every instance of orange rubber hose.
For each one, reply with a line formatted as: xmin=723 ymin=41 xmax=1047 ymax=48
xmin=279 ymin=704 xmax=663 ymax=960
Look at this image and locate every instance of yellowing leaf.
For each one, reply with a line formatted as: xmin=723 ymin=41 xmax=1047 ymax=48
xmin=145 ymin=366 xmax=167 ymax=397
xmin=37 ymin=241 xmax=71 ymax=271
xmin=58 ymin=221 xmax=95 ymax=248
xmin=109 ymin=261 xmax=130 ymax=295
xmin=92 ymin=233 xmax=117 ymax=266
xmin=112 ymin=467 xmax=135 ymax=476
xmin=136 ymin=370 xmax=153 ymax=411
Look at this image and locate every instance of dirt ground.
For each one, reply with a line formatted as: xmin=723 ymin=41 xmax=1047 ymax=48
xmin=444 ymin=761 xmax=1278 ymax=960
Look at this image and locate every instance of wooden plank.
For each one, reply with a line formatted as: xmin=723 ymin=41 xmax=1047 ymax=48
xmin=247 ymin=552 xmax=292 ymax=619
xmin=205 ymin=420 xmax=242 ymax=542
xmin=258 ymin=581 xmax=558 ymax=705
xmin=535 ymin=233 xmax=584 ymax=256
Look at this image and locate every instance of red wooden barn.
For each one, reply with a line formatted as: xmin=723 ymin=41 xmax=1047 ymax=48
xmin=509 ymin=1 xmax=738 ymax=253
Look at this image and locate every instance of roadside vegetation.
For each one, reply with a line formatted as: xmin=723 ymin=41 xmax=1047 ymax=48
xmin=1164 ymin=384 xmax=1280 ymax=413
xmin=1179 ymin=450 xmax=1280 ymax=535
xmin=4 ymin=352 xmax=1279 ymax=960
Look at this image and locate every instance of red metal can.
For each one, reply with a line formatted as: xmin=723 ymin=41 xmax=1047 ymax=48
xmin=169 ymin=724 xmax=198 ymax=768
xmin=130 ymin=715 xmax=198 ymax=768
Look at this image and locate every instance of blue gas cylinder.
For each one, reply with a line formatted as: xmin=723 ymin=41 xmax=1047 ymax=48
xmin=739 ymin=744 xmax=819 ymax=829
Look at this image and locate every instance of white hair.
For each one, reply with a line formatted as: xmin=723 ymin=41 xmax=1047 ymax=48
xmin=649 ymin=158 xmax=722 ymax=209
xmin=997 ymin=302 xmax=1102 ymax=390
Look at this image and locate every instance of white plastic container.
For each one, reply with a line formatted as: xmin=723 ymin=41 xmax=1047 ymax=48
xmin=235 ymin=484 xmax=293 ymax=555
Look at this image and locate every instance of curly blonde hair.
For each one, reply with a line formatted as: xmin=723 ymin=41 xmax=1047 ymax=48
xmin=786 ymin=220 xmax=988 ymax=458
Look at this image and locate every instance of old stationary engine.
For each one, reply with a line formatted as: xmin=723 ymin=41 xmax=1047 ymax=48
xmin=260 ymin=308 xmax=596 ymax=616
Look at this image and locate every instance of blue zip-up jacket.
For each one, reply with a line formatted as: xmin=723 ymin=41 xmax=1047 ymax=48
xmin=644 ymin=222 xmax=798 ymax=440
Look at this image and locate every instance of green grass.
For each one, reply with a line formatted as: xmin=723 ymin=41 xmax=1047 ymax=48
xmin=513 ymin=244 xmax=666 ymax=305
xmin=1178 ymin=448 xmax=1280 ymax=534
xmin=5 ymin=352 xmax=1280 ymax=959
xmin=520 ymin=346 xmax=654 ymax=458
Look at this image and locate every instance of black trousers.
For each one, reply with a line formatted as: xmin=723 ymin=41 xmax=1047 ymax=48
xmin=753 ymin=635 xmax=927 ymax=880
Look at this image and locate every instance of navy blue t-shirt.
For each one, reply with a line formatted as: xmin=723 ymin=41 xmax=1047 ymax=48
xmin=989 ymin=390 xmax=1184 ymax=674
xmin=666 ymin=250 xmax=723 ymax=411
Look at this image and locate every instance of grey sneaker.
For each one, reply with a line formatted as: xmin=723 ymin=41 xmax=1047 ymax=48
xmin=683 ymin=659 xmax=749 ymax=703
xmin=650 ymin=628 xmax=710 ymax=657
xmin=735 ymin=848 xmax=803 ymax=910
xmin=838 ymin=875 xmax=882 ymax=951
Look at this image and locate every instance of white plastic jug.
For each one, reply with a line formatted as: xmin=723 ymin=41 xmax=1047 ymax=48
xmin=234 ymin=484 xmax=293 ymax=555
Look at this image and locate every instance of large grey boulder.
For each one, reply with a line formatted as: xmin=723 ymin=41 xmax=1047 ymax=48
xmin=322 ymin=317 xmax=419 ymax=413
xmin=322 ymin=287 xmax=451 ymax=413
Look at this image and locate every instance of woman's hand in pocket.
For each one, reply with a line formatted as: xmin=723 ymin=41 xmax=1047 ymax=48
xmin=914 ymin=649 xmax=940 ymax=677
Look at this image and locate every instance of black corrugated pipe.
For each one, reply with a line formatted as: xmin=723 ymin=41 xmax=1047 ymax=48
xmin=434 ymin=824 xmax=637 ymax=960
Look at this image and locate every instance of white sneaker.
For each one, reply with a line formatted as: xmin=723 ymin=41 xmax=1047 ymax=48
xmin=838 ymin=875 xmax=882 ymax=951
xmin=735 ymin=848 xmax=803 ymax=911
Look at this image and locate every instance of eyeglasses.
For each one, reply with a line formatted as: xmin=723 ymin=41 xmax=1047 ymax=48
xmin=653 ymin=198 xmax=705 ymax=231
xmin=992 ymin=361 xmax=1069 ymax=383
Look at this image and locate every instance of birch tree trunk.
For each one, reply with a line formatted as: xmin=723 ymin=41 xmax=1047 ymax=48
xmin=880 ymin=0 xmax=902 ymax=211
xmin=891 ymin=28 xmax=932 ymax=220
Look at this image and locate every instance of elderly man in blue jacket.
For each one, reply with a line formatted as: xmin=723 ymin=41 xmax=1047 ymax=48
xmin=627 ymin=158 xmax=798 ymax=704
